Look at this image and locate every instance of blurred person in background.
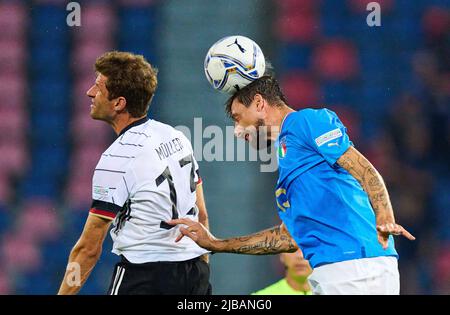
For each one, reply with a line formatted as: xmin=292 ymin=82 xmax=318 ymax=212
xmin=252 ymin=249 xmax=312 ymax=295
xmin=58 ymin=51 xmax=211 ymax=295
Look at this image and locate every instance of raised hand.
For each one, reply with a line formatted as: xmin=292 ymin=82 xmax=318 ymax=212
xmin=376 ymin=222 xmax=416 ymax=249
xmin=167 ymin=218 xmax=219 ymax=251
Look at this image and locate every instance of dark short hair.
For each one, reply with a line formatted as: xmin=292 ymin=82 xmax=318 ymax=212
xmin=225 ymin=76 xmax=288 ymax=117
xmin=94 ymin=51 xmax=158 ymax=117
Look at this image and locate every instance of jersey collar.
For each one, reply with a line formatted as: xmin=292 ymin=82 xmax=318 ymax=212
xmin=118 ymin=116 xmax=149 ymax=137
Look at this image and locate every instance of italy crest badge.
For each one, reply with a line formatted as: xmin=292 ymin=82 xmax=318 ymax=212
xmin=278 ymin=136 xmax=287 ymax=159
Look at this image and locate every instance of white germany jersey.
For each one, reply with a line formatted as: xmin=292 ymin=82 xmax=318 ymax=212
xmin=89 ymin=117 xmax=208 ymax=263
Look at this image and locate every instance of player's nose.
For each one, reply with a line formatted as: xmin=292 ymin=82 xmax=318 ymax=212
xmin=86 ymin=85 xmax=96 ymax=98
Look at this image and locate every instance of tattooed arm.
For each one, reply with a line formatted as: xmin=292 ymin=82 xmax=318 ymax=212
xmin=168 ymin=218 xmax=298 ymax=255
xmin=337 ymin=146 xmax=394 ymax=222
xmin=337 ymin=146 xmax=415 ymax=248
xmin=215 ymin=223 xmax=298 ymax=254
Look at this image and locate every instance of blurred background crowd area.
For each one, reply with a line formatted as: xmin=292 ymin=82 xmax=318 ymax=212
xmin=0 ymin=0 xmax=448 ymax=294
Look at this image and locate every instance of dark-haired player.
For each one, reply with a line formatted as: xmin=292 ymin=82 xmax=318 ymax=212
xmin=170 ymin=76 xmax=415 ymax=295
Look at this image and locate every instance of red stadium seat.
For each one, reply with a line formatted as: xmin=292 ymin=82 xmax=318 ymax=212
xmin=0 ymin=2 xmax=27 ymax=40
xmin=312 ymin=39 xmax=360 ymax=81
xmin=17 ymin=198 xmax=61 ymax=243
xmin=276 ymin=11 xmax=321 ymax=43
xmin=0 ymin=269 xmax=12 ymax=294
xmin=1 ymin=233 xmax=42 ymax=273
xmin=276 ymin=0 xmax=318 ymax=14
xmin=72 ymin=4 xmax=115 ymax=42
xmin=0 ymin=40 xmax=26 ymax=74
xmin=0 ymin=107 xmax=28 ymax=141
xmin=0 ymin=143 xmax=28 ymax=177
xmin=0 ymin=74 xmax=26 ymax=108
xmin=435 ymin=244 xmax=450 ymax=292
xmin=72 ymin=43 xmax=113 ymax=77
xmin=280 ymin=72 xmax=322 ymax=109
xmin=65 ymin=177 xmax=92 ymax=209
xmin=423 ymin=7 xmax=450 ymax=39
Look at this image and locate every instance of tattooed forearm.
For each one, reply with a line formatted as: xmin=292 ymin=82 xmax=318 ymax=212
xmin=336 ymin=154 xmax=355 ymax=171
xmin=368 ymin=176 xmax=382 ymax=190
xmin=216 ymin=225 xmax=298 ymax=255
xmin=337 ymin=147 xmax=395 ymax=222
xmin=372 ymin=192 xmax=387 ymax=203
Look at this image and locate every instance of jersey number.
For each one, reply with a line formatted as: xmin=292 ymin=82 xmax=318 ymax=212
xmin=156 ymin=154 xmax=196 ymax=229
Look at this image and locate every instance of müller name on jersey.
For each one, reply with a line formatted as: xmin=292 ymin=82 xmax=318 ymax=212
xmin=155 ymin=137 xmax=184 ymax=160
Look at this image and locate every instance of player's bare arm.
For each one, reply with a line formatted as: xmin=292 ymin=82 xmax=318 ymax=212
xmin=196 ymin=183 xmax=209 ymax=231
xmin=57 ymin=214 xmax=112 ymax=295
xmin=169 ymin=218 xmax=298 ymax=255
xmin=195 ymin=183 xmax=210 ymax=263
xmin=337 ymin=146 xmax=415 ymax=248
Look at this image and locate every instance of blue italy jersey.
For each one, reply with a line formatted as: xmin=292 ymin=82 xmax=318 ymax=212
xmin=275 ymin=108 xmax=398 ymax=268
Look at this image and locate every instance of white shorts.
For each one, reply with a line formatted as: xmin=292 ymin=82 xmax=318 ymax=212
xmin=307 ymin=256 xmax=400 ymax=295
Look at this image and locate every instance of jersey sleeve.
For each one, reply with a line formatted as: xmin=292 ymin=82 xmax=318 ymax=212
xmin=296 ymin=109 xmax=353 ymax=167
xmin=90 ymin=167 xmax=136 ymax=220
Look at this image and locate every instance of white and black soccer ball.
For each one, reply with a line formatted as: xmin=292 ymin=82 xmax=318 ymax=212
xmin=204 ymin=35 xmax=266 ymax=94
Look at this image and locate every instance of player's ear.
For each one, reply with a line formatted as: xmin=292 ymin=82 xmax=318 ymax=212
xmin=114 ymin=97 xmax=127 ymax=112
xmin=254 ymin=94 xmax=265 ymax=112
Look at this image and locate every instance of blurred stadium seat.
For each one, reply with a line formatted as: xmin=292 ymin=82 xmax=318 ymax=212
xmin=0 ymin=269 xmax=12 ymax=295
xmin=276 ymin=11 xmax=320 ymax=43
xmin=280 ymin=72 xmax=321 ymax=109
xmin=1 ymin=232 xmax=42 ymax=274
xmin=0 ymin=2 xmax=27 ymax=40
xmin=16 ymin=197 xmax=61 ymax=243
xmin=73 ymin=3 xmax=115 ymax=42
xmin=312 ymin=39 xmax=360 ymax=81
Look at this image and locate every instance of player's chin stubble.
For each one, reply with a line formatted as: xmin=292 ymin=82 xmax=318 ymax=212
xmin=90 ymin=107 xmax=103 ymax=120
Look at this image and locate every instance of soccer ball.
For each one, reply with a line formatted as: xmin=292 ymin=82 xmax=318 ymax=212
xmin=204 ymin=35 xmax=266 ymax=94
